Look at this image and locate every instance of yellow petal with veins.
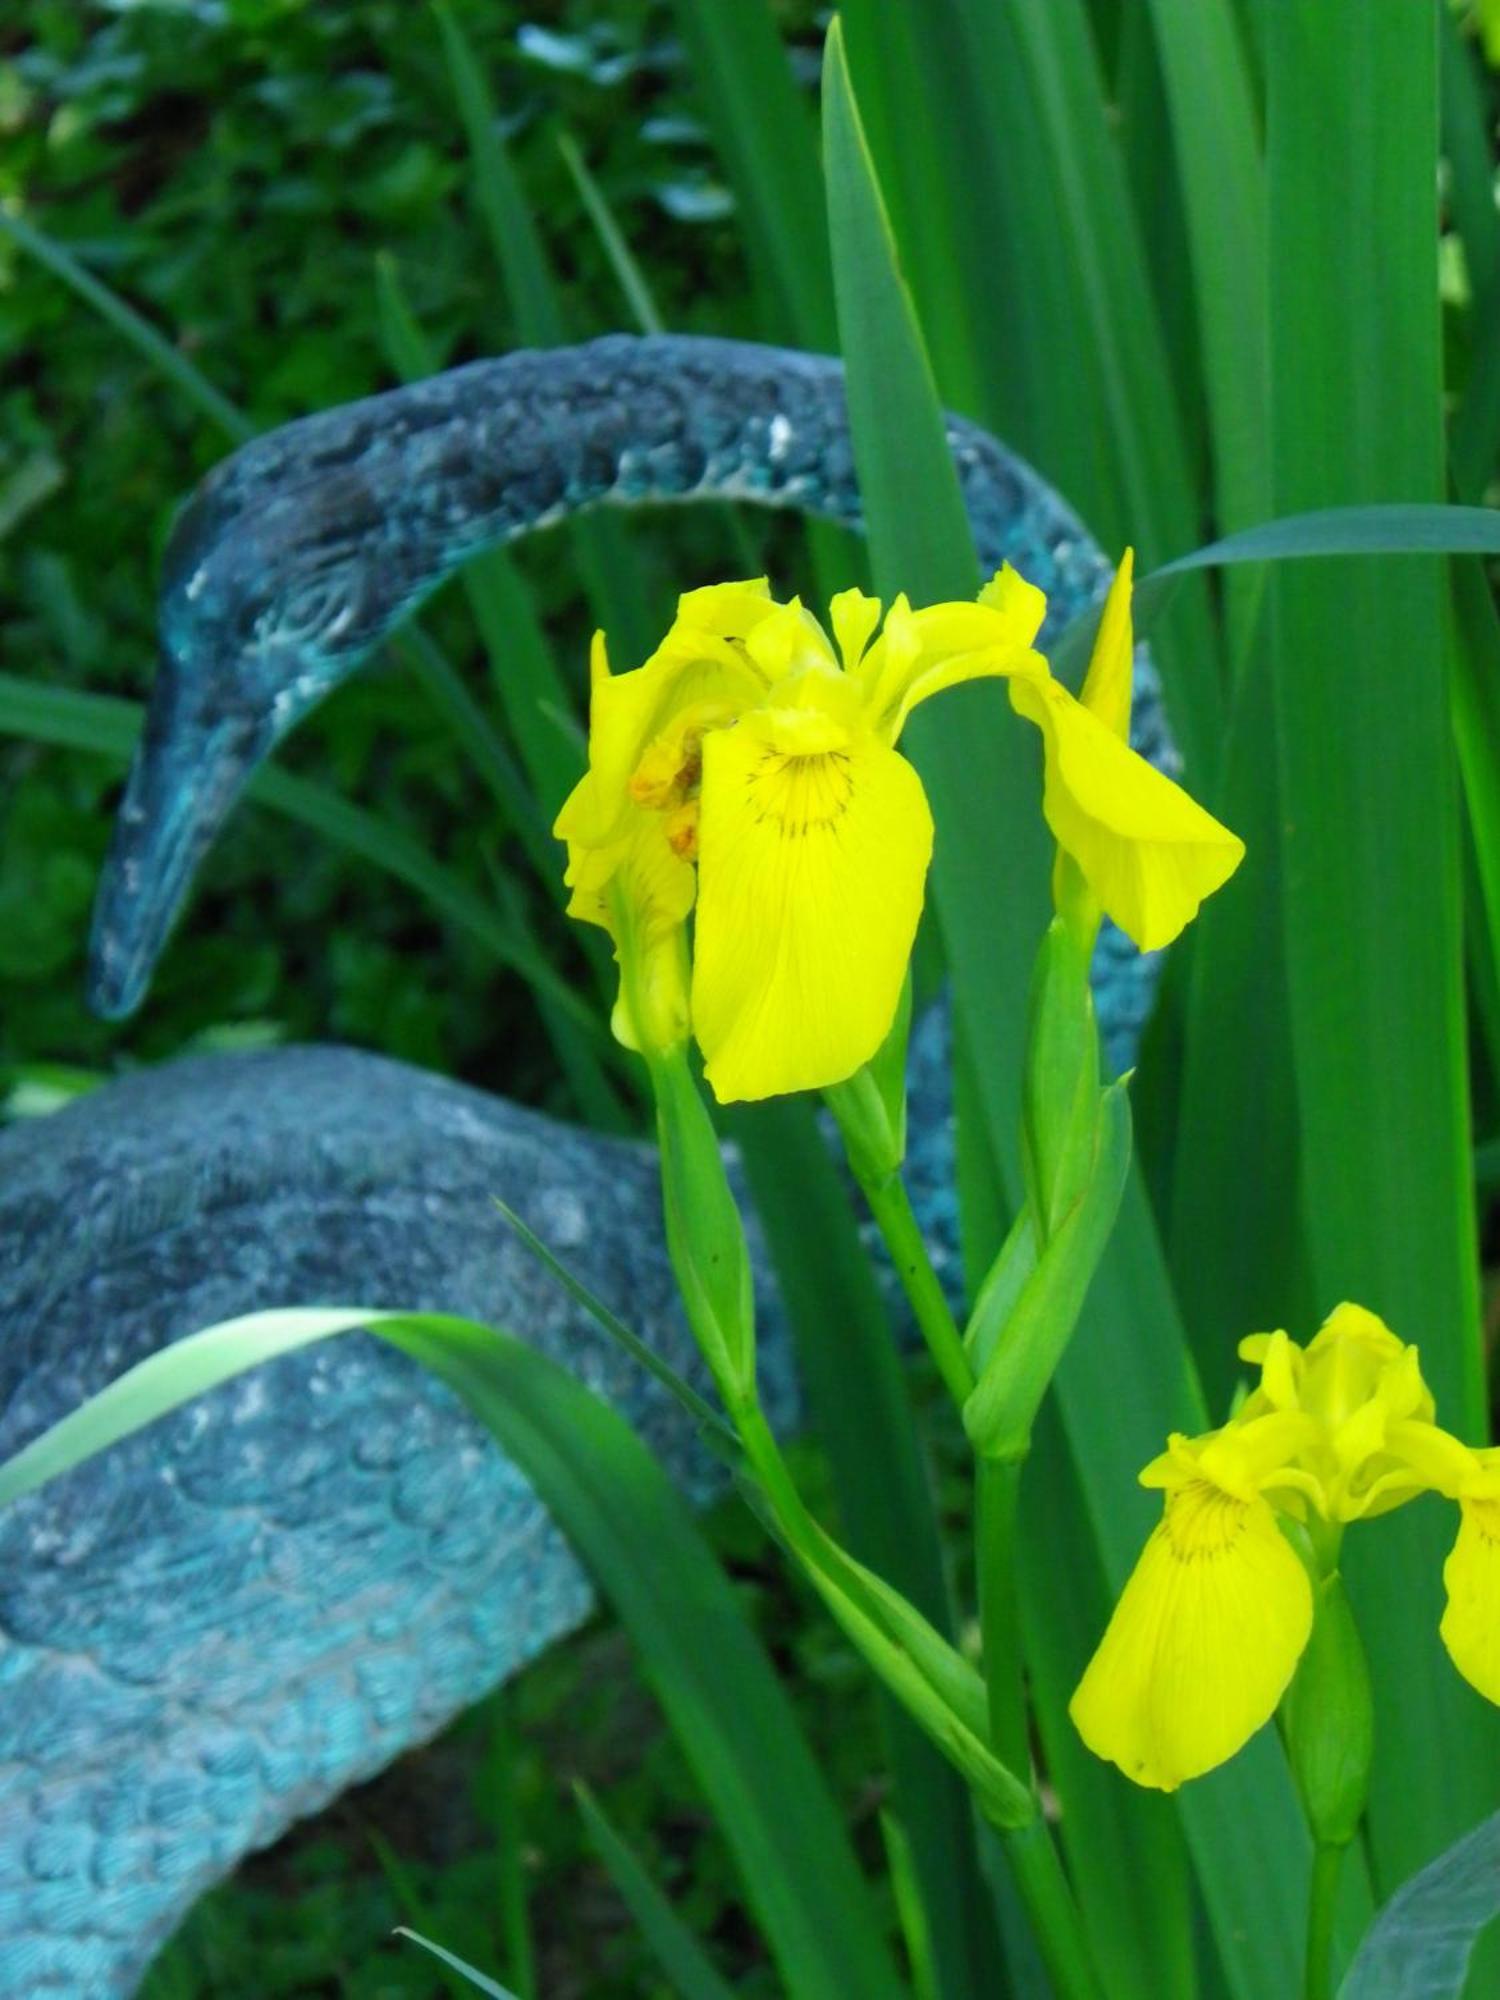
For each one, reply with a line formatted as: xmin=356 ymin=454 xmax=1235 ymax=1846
xmin=1071 ymin=1478 xmax=1312 ymax=1790
xmin=691 ymin=714 xmax=933 ymax=1102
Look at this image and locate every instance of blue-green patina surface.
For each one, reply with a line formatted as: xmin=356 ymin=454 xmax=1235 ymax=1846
xmin=0 ymin=337 xmax=1170 ymax=1996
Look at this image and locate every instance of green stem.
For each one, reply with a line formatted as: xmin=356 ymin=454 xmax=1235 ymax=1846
xmin=1304 ymin=1841 xmax=1344 ymax=2000
xmin=999 ymin=1817 xmax=1104 ymax=2000
xmin=744 ymin=1376 xmax=1097 ymax=1998
xmin=976 ymin=1455 xmax=1030 ymax=1779
xmin=860 ymin=1171 xmax=974 ymax=1406
xmin=735 ymin=1401 xmax=826 ymax=1560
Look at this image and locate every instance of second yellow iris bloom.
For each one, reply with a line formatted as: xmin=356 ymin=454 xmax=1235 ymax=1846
xmin=1072 ymin=1303 xmax=1500 ymax=1792
xmin=556 ymin=564 xmax=1242 ymax=1103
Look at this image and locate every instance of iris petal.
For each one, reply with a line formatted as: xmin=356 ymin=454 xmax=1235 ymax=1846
xmin=1070 ymin=1480 xmax=1312 ymax=1790
xmin=853 ymin=568 xmax=1047 ymax=744
xmin=1079 ymin=549 xmax=1134 ymax=743
xmin=691 ymin=716 xmax=933 ymax=1101
xmin=1008 ymin=674 xmax=1245 ymax=951
xmin=1442 ymin=1493 xmax=1500 ymax=1704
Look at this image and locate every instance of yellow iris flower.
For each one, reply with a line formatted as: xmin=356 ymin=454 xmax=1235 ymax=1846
xmin=1018 ymin=547 xmax=1245 ymax=951
xmin=555 ymin=564 xmax=1243 ymax=1103
xmin=1071 ymin=1304 xmax=1494 ymax=1791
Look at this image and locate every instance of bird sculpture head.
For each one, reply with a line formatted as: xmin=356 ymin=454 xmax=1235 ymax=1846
xmin=87 ymin=445 xmax=396 ymax=1019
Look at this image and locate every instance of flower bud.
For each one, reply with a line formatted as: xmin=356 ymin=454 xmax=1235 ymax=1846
xmin=1021 ymin=917 xmax=1101 ymax=1238
xmin=1283 ymin=1569 xmax=1373 ymax=1848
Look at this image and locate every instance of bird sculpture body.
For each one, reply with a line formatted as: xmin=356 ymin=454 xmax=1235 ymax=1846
xmin=0 ymin=336 xmax=1170 ymax=1996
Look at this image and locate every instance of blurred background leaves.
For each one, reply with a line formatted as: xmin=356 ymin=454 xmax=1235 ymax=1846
xmin=7 ymin=2 xmax=1500 ymax=1995
xmin=0 ymin=0 xmax=826 ymax=1099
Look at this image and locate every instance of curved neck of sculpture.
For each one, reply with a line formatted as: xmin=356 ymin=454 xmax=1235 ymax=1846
xmin=88 ymin=334 xmax=1107 ymax=1020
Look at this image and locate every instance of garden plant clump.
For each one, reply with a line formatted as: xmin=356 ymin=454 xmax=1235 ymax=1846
xmin=5 ymin=3 xmax=1500 ymax=1998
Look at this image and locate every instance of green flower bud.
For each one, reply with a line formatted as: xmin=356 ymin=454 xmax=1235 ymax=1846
xmin=1283 ymin=1569 xmax=1373 ymax=1849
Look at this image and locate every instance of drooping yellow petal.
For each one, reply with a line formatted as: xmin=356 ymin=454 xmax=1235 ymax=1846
xmin=1079 ymin=548 xmax=1134 ymax=742
xmin=1441 ymin=1488 xmax=1500 ymax=1705
xmin=564 ymin=813 xmax=695 ymax=1056
xmin=691 ymin=714 xmax=934 ymax=1102
xmin=1008 ymin=673 xmax=1245 ymax=951
xmin=1070 ymin=1479 xmax=1313 ymax=1790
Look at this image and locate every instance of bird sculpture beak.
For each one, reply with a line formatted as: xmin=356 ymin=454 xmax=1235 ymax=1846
xmin=87 ymin=667 xmax=270 ymax=1020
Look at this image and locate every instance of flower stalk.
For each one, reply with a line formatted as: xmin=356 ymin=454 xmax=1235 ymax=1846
xmin=555 ymin=551 xmax=1244 ymax=1997
xmin=851 ymin=1164 xmax=973 ymax=1409
xmin=1304 ymin=1842 xmax=1344 ymax=2000
xmin=644 ymin=1039 xmax=757 ymax=1416
xmin=976 ymin=1455 xmax=1030 ymax=1778
xmin=1284 ymin=1557 xmax=1372 ymax=2000
xmin=999 ymin=1818 xmax=1105 ymax=2000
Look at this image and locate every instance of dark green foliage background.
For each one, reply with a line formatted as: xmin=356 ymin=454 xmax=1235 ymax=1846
xmin=0 ymin=0 xmax=816 ymax=1104
xmin=9 ymin=2 xmax=1500 ymax=1995
xmin=2 ymin=4 xmax=851 ymax=1992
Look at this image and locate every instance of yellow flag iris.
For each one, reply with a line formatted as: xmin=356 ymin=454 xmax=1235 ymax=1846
xmin=555 ymin=562 xmax=1243 ymax=1103
xmin=1015 ymin=548 xmax=1245 ymax=951
xmin=1071 ymin=1304 xmax=1491 ymax=1791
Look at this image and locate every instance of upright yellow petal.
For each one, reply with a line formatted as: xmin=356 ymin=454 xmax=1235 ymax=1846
xmin=1070 ymin=1479 xmax=1312 ymax=1790
xmin=978 ymin=563 xmax=1049 ymax=639
xmin=829 ymin=587 xmax=883 ymax=671
xmin=1009 ymin=673 xmax=1245 ymax=951
xmin=1079 ymin=548 xmax=1134 ymax=742
xmin=673 ymin=577 xmax=775 ymax=638
xmin=1441 ymin=1489 xmax=1500 ymax=1705
xmin=853 ymin=568 xmax=1048 ymax=744
xmin=691 ymin=716 xmax=934 ymax=1102
xmin=743 ymin=598 xmax=839 ymax=684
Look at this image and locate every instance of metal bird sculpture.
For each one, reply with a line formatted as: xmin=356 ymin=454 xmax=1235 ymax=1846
xmin=0 ymin=336 xmax=1170 ymax=1996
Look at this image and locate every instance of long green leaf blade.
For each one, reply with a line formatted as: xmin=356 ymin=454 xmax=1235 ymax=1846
xmin=1441 ymin=14 xmax=1500 ymax=508
xmin=998 ymin=0 xmax=1222 ymax=776
xmin=1048 ymin=503 xmax=1500 ymax=681
xmin=430 ymin=0 xmax=656 ymax=666
xmin=668 ymin=0 xmax=833 ymax=347
xmin=733 ymin=1099 xmax=1008 ymax=1998
xmin=0 ymin=1308 xmax=908 ymax=2000
xmin=820 ymin=20 xmax=1331 ymax=1993
xmin=1142 ymin=0 xmax=1268 ymax=671
xmin=1266 ymin=0 xmax=1495 ymax=1900
xmin=0 ymin=210 xmax=252 ymax=443
xmin=396 ymin=1929 xmax=522 ymax=1999
xmin=574 ymin=1784 xmax=738 ymax=2000
xmin=1020 ymin=1407 xmax=1194 ymax=2000
xmin=556 ymin=133 xmax=666 ymax=338
xmin=1338 ymin=1810 xmax=1500 ymax=2000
